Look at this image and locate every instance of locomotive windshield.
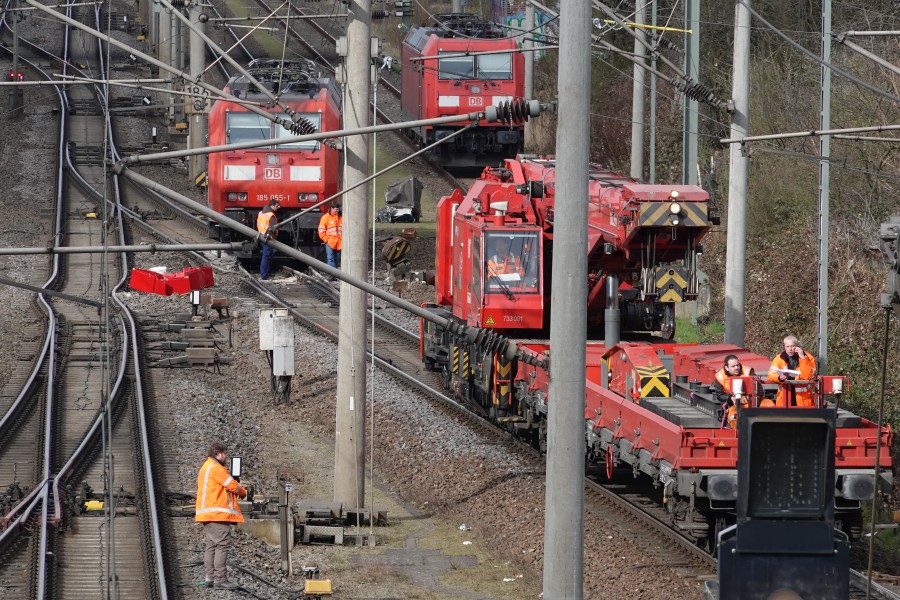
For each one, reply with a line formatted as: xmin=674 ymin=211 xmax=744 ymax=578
xmin=275 ymin=112 xmax=321 ymax=150
xmin=225 ymin=111 xmax=321 ymax=150
xmin=476 ymin=54 xmax=511 ymax=80
xmin=438 ymin=51 xmax=512 ymax=80
xmin=226 ymin=112 xmax=270 ymax=144
xmin=484 ymin=230 xmax=540 ymax=294
xmin=438 ymin=52 xmax=473 ymax=79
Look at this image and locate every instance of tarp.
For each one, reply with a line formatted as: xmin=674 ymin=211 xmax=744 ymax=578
xmin=376 ymin=177 xmax=422 ymax=223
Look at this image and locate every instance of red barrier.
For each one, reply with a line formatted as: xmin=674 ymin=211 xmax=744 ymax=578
xmin=129 ymin=266 xmax=215 ymax=296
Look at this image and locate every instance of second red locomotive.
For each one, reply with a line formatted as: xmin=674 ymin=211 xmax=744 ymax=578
xmin=206 ymin=59 xmax=342 ymax=260
xmin=401 ymin=13 xmax=526 ymax=168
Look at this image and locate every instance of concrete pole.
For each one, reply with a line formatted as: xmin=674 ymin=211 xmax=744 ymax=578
xmin=724 ymin=0 xmax=751 ymax=346
xmin=542 ymin=0 xmax=589 ymax=598
xmin=189 ymin=5 xmax=208 ymax=181
xmin=817 ymin=0 xmax=832 ymax=374
xmin=452 ymin=0 xmax=463 ymax=13
xmin=334 ymin=0 xmax=371 ymax=511
xmin=175 ymin=16 xmax=185 ymax=123
xmin=524 ymin=3 xmax=535 ymax=150
xmin=158 ymin=8 xmax=172 ymax=123
xmin=629 ymin=0 xmax=647 ymax=179
xmin=648 ymin=0 xmax=657 ymax=183
xmin=9 ymin=0 xmax=23 ymax=115
xmin=682 ymin=0 xmax=699 ymax=185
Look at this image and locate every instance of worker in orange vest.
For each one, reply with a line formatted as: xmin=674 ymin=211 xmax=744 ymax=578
xmin=318 ymin=201 xmax=343 ymax=270
xmin=768 ymin=335 xmax=818 ymax=407
xmin=256 ymin=200 xmax=280 ymax=280
xmin=487 ymin=237 xmax=524 ymax=277
xmin=710 ymin=354 xmax=753 ymax=430
xmin=195 ymin=442 xmax=247 ymax=589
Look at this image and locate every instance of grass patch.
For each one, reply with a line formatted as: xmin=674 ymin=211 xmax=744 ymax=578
xmin=418 ymin=523 xmax=538 ymax=598
xmin=675 ymin=317 xmax=724 ymax=345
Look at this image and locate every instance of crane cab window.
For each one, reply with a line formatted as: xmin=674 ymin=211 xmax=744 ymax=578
xmin=484 ymin=231 xmax=540 ymax=294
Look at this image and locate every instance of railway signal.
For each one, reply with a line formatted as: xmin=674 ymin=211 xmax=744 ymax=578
xmin=880 ymin=216 xmax=900 ymax=310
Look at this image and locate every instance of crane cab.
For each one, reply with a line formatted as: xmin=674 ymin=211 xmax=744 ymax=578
xmin=434 ymin=188 xmax=544 ymax=331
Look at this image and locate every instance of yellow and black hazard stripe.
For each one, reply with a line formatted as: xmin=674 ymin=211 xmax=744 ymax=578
xmin=382 ymin=238 xmax=411 ymax=265
xmin=634 ymin=365 xmax=670 ymax=398
xmin=655 ymin=266 xmax=690 ymax=302
xmin=194 ymin=171 xmax=208 ymax=189
xmin=638 ymin=201 xmax=707 ymax=227
xmin=492 ymin=355 xmax=514 ymax=407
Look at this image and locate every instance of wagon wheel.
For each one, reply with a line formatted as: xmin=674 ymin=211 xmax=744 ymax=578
xmin=706 ymin=515 xmax=727 ymax=557
xmin=441 ymin=364 xmax=452 ymax=390
xmin=605 ymin=449 xmax=615 ymax=480
xmin=658 ymin=304 xmax=676 ymax=340
xmin=537 ymin=420 xmax=547 ymax=453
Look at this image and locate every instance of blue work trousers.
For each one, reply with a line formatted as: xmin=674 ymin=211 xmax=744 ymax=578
xmin=260 ymin=243 xmax=276 ymax=279
xmin=325 ymin=244 xmax=341 ymax=269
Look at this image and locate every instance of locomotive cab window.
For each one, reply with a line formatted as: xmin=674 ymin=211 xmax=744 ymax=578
xmin=476 ymin=54 xmax=512 ymax=80
xmin=226 ymin=112 xmax=271 ymax=145
xmin=275 ymin=112 xmax=322 ymax=150
xmin=438 ymin=52 xmax=474 ymax=80
xmin=484 ymin=231 xmax=540 ymax=294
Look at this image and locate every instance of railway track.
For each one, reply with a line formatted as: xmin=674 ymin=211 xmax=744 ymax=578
xmin=0 ymin=8 xmax=171 ymax=598
xmin=248 ymin=267 xmax=900 ymax=597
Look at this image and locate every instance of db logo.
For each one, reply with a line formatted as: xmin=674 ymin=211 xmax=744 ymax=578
xmin=263 ymin=167 xmax=282 ymax=180
xmin=468 ymin=96 xmax=483 ymax=107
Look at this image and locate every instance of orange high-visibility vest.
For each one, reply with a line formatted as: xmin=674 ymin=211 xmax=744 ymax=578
xmin=714 ymin=365 xmax=752 ymax=395
xmin=768 ymin=352 xmax=817 ymax=407
xmin=318 ymin=212 xmax=342 ymax=250
xmin=257 ymin=209 xmax=276 ymax=236
xmin=195 ymin=457 xmax=245 ymax=523
xmin=487 ymin=254 xmax=523 ymax=276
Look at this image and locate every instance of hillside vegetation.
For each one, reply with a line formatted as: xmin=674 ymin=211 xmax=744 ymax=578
xmin=530 ymin=1 xmax=900 ymax=437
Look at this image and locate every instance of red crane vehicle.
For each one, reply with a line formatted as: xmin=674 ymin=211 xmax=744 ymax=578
xmin=401 ymin=13 xmax=526 ymax=168
xmin=206 ymin=59 xmax=342 ymax=260
xmin=420 ymin=156 xmax=892 ymax=548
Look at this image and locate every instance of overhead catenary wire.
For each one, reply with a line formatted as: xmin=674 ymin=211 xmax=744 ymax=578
xmin=734 ymin=0 xmax=900 ymax=105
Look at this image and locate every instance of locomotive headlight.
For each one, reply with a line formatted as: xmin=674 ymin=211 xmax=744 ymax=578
xmin=670 ymin=202 xmax=682 ymax=226
xmin=227 ymin=192 xmax=238 ymax=201
xmin=298 ymin=193 xmax=308 ymax=201
xmin=308 ymin=193 xmax=318 ymax=201
xmin=237 ymin=192 xmax=248 ymax=202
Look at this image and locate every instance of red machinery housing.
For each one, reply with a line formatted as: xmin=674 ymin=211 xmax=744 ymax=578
xmin=207 ymin=59 xmax=341 ymax=259
xmin=401 ymin=13 xmax=525 ymax=168
xmin=430 ymin=156 xmax=709 ymax=338
xmin=420 ymin=156 xmax=892 ymax=548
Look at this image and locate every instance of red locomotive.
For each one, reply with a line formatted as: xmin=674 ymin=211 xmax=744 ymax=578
xmin=206 ymin=59 xmax=342 ymax=259
xmin=421 ymin=156 xmax=892 ymax=548
xmin=401 ymin=13 xmax=526 ymax=168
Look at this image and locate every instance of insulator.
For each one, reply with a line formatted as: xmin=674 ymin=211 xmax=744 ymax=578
xmin=371 ymin=9 xmax=388 ymax=19
xmin=487 ymin=99 xmax=540 ymax=125
xmin=288 ymin=115 xmax=318 ymax=136
xmin=170 ymin=0 xmax=187 ymax=7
